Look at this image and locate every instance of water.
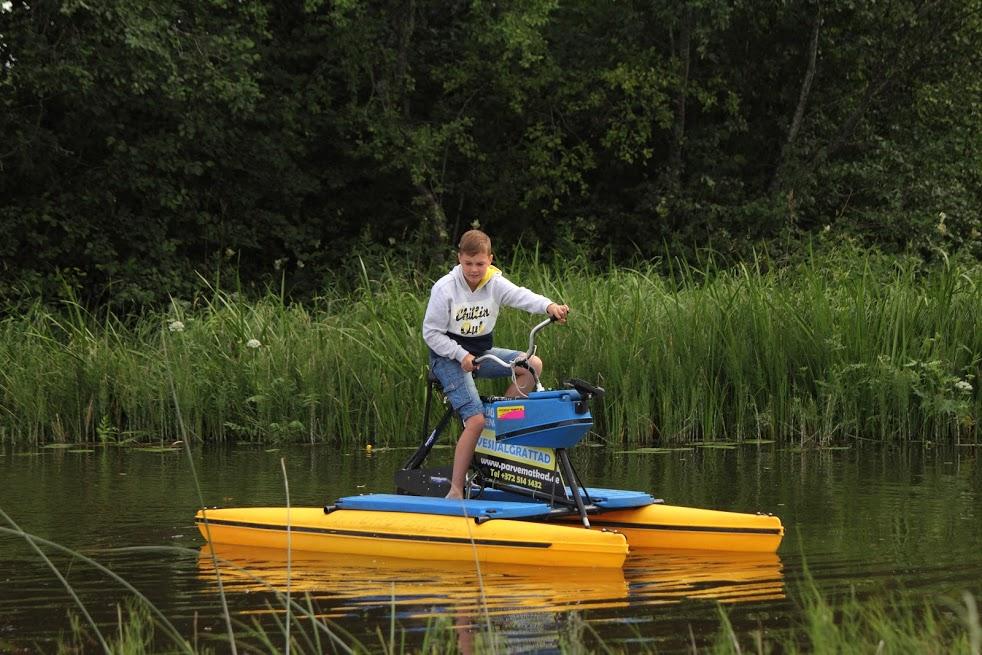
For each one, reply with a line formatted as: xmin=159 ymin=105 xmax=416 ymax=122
xmin=1 ymin=441 xmax=980 ymax=652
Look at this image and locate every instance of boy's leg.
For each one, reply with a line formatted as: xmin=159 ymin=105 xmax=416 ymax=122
xmin=477 ymin=348 xmax=544 ymax=398
xmin=504 ymin=355 xmax=542 ymax=397
xmin=447 ymin=413 xmax=484 ymax=500
xmin=429 ymin=354 xmax=484 ymax=500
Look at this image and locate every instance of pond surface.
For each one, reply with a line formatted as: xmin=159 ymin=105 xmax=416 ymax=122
xmin=1 ymin=440 xmax=980 ymax=652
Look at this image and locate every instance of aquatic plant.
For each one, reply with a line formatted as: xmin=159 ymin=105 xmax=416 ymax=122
xmin=710 ymin=582 xmax=982 ymax=655
xmin=0 ymin=249 xmax=978 ymax=446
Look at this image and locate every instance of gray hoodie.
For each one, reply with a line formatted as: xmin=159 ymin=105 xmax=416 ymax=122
xmin=423 ymin=264 xmax=553 ymax=362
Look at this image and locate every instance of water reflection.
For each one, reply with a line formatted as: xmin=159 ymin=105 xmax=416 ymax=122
xmin=625 ymin=549 xmax=784 ymax=604
xmin=17 ymin=442 xmax=949 ymax=651
xmin=197 ymin=543 xmax=629 ymax=617
xmin=197 ymin=543 xmax=784 ymax=617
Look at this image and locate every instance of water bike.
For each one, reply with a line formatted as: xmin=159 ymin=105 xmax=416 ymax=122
xmin=196 ymin=319 xmax=784 ymax=568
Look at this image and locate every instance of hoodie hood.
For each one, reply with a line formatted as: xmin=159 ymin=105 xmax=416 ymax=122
xmin=456 ymin=264 xmax=501 ymax=292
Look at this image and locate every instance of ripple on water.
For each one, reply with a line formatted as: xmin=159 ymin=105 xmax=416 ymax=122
xmin=1 ymin=444 xmax=980 ymax=650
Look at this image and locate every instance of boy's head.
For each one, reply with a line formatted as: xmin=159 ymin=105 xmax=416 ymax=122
xmin=457 ymin=230 xmax=493 ymax=289
xmin=457 ymin=230 xmax=492 ymax=257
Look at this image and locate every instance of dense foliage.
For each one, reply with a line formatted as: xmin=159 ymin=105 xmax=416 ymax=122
xmin=2 ymin=0 xmax=980 ymax=307
xmin=1 ymin=251 xmax=978 ymax=445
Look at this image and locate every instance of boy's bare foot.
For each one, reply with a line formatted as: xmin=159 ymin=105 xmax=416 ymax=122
xmin=445 ymin=486 xmax=464 ymax=500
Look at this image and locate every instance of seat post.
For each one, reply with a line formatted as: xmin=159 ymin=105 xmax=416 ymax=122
xmin=402 ymin=370 xmax=454 ymax=470
xmin=420 ymin=375 xmax=435 ymax=444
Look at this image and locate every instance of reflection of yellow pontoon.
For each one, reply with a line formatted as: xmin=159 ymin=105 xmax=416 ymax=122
xmin=625 ymin=549 xmax=785 ymax=604
xmin=196 ymin=543 xmax=784 ymax=616
xmin=197 ymin=543 xmax=630 ymax=617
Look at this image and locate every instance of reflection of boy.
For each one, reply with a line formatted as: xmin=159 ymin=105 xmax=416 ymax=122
xmin=422 ymin=230 xmax=569 ymax=499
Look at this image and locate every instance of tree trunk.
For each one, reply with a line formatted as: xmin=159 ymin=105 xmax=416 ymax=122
xmin=770 ymin=2 xmax=821 ymax=194
xmin=666 ymin=5 xmax=692 ymax=192
xmin=415 ymin=183 xmax=450 ymax=266
xmin=396 ymin=0 xmax=415 ymax=115
xmin=396 ymin=0 xmax=450 ymax=264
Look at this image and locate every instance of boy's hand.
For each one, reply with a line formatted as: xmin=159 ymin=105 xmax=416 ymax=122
xmin=547 ymin=303 xmax=570 ymax=323
xmin=461 ymin=353 xmax=479 ymax=372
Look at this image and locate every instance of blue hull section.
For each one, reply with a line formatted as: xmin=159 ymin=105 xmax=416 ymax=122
xmin=483 ymin=390 xmax=593 ymax=448
xmin=335 ymin=494 xmax=555 ymax=520
xmin=478 ymin=487 xmax=658 ymax=510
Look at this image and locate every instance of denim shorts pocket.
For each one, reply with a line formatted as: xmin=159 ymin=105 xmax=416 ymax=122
xmin=440 ymin=375 xmax=460 ymax=393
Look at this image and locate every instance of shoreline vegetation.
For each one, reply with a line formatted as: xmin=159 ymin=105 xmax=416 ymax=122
xmin=42 ymin=566 xmax=982 ymax=654
xmin=1 ymin=248 xmax=979 ymax=447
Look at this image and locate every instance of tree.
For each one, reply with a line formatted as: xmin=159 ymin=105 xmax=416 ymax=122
xmin=0 ymin=0 xmax=269 ymax=305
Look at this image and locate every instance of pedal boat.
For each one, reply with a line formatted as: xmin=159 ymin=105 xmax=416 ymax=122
xmin=196 ymin=319 xmax=785 ymax=568
xmin=194 ymin=487 xmax=783 ymax=569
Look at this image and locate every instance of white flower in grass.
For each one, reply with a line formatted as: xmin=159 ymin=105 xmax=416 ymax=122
xmin=246 ymin=338 xmax=262 ymax=349
xmin=955 ymin=380 xmax=973 ymax=393
xmin=168 ymin=320 xmax=185 ymax=332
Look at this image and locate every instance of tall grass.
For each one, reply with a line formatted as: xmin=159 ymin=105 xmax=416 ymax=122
xmin=41 ymin=568 xmax=982 ymax=654
xmin=0 ymin=248 xmax=978 ymax=446
xmin=709 ymin=582 xmax=982 ymax=655
xmin=553 ymin=249 xmax=981 ymax=445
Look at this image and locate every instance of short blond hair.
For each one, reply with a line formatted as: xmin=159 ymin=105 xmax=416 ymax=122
xmin=458 ymin=229 xmax=492 ymax=256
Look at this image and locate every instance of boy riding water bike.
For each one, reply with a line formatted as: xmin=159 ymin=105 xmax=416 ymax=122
xmin=422 ymin=230 xmax=569 ymax=499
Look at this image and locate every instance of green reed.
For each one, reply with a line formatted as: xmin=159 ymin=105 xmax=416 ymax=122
xmin=709 ymin=581 xmax=981 ymax=655
xmin=1 ymin=248 xmax=978 ymax=445
xmin=552 ymin=250 xmax=981 ymax=445
xmin=48 ymin=574 xmax=982 ymax=654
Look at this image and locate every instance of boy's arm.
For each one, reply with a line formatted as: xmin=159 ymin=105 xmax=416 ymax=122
xmin=494 ymin=276 xmax=554 ymax=315
xmin=422 ymin=284 xmax=468 ymax=363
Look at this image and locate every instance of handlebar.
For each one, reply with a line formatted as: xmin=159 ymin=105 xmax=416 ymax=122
xmin=473 ymin=317 xmax=554 ymax=368
xmin=472 ymin=317 xmax=555 ymax=395
xmin=525 ymin=316 xmax=556 ymax=356
xmin=471 ymin=353 xmax=513 ymax=369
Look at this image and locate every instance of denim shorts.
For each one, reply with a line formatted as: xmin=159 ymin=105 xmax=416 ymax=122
xmin=429 ymin=348 xmax=525 ymax=421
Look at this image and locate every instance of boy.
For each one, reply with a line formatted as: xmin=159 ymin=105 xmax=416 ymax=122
xmin=422 ymin=230 xmax=569 ymax=499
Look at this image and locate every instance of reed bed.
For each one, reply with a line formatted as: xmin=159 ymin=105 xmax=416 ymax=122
xmin=44 ymin=567 xmax=982 ymax=654
xmin=0 ymin=249 xmax=978 ymax=446
xmin=709 ymin=583 xmax=982 ymax=655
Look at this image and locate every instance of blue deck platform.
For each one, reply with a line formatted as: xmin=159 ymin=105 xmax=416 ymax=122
xmin=334 ymin=487 xmax=657 ymax=520
xmin=334 ymin=494 xmax=556 ymax=520
xmin=479 ymin=487 xmax=659 ymax=509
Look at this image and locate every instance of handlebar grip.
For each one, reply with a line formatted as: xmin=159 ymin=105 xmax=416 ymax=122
xmin=472 ymin=353 xmax=511 ymax=368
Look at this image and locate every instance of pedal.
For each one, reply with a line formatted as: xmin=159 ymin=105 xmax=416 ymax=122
xmin=394 ymin=466 xmax=453 ymax=497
